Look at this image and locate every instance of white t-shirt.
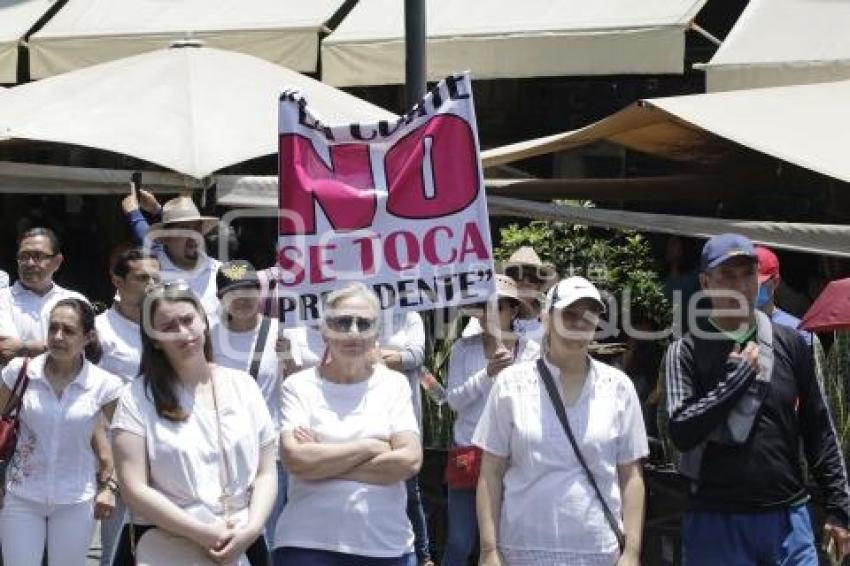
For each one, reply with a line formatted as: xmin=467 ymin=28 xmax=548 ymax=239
xmin=274 ymin=364 xmax=419 ymax=557
xmin=211 ymin=317 xmax=295 ymax=428
xmin=1 ymin=354 xmax=123 ymax=505
xmin=96 ymin=306 xmax=142 ymax=383
xmin=446 ymin=335 xmax=540 ymax=446
xmin=472 ymin=356 xmax=649 ymax=554
xmin=111 ymin=366 xmax=276 ymax=524
xmin=157 ymin=251 xmax=221 ymax=324
xmin=0 ymin=281 xmax=87 ymax=343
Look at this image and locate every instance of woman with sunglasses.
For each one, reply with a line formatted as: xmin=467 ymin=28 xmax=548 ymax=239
xmin=273 ymin=282 xmax=422 ymax=566
xmin=475 ymin=277 xmax=648 ymax=566
xmin=442 ymin=275 xmax=540 ymax=566
xmin=110 ymin=282 xmax=277 ymax=565
xmin=0 ymin=298 xmax=123 ymax=566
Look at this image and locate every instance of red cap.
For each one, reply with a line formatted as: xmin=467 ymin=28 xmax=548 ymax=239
xmin=755 ymin=246 xmax=780 ymax=284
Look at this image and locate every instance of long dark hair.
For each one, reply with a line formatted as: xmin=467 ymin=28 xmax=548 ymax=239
xmin=49 ymin=299 xmax=102 ymax=363
xmin=139 ymin=286 xmax=213 ymax=422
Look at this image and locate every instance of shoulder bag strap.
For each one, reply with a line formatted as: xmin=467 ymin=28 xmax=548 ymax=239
xmin=2 ymin=357 xmax=30 ymax=418
xmin=209 ymin=370 xmax=234 ymax=522
xmin=536 ymin=358 xmax=626 ymax=552
xmin=248 ymin=316 xmax=272 ymax=380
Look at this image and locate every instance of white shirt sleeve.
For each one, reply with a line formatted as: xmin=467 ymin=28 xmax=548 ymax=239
xmin=0 ymin=291 xmax=19 ymax=339
xmin=445 ymin=340 xmax=490 ymax=412
xmin=472 ymin=375 xmax=513 ymax=458
xmin=616 ymin=377 xmax=650 ymax=465
xmin=279 ymin=374 xmax=310 ymax=432
xmin=111 ymin=383 xmax=147 ymax=438
xmin=397 ymin=312 xmax=425 ymax=372
xmin=388 ymin=373 xmax=419 ymax=436
xmin=97 ymin=371 xmax=125 ymax=408
xmin=1 ymin=357 xmax=25 ymax=389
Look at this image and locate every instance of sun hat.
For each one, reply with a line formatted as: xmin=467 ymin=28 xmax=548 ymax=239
xmin=149 ymin=196 xmax=218 ymax=235
xmin=503 ymin=246 xmax=557 ymax=284
xmin=492 ymin=274 xmax=534 ymax=317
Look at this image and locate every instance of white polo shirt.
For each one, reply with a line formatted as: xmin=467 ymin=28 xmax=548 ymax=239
xmin=95 ymin=306 xmax=142 ymax=383
xmin=472 ymin=356 xmax=649 ymax=555
xmin=1 ymin=354 xmax=123 ymax=505
xmin=157 ymin=251 xmax=221 ymax=323
xmin=0 ymin=281 xmax=87 ymax=343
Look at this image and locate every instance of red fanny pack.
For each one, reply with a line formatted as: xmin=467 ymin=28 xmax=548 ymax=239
xmin=445 ymin=445 xmax=483 ymax=490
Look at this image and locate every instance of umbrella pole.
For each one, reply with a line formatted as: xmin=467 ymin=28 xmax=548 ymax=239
xmin=404 ymin=0 xmax=427 ymax=110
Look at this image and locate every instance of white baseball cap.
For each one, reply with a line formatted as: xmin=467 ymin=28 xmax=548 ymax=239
xmin=545 ymin=276 xmax=606 ymax=312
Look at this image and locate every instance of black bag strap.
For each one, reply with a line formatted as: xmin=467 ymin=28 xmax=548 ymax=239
xmin=536 ymin=358 xmax=626 ymax=552
xmin=248 ymin=316 xmax=272 ymax=380
xmin=2 ymin=357 xmax=30 ymax=418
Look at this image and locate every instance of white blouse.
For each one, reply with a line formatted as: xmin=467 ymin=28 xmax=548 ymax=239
xmin=446 ymin=335 xmax=540 ymax=446
xmin=472 ymin=357 xmax=649 ymax=554
xmin=111 ymin=366 xmax=275 ymax=524
xmin=1 ymin=354 xmax=123 ymax=505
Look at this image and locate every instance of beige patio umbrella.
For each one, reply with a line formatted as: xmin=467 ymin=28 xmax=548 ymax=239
xmin=0 ymin=43 xmax=397 ymax=179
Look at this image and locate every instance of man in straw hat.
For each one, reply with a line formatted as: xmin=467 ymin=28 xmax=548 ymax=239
xmin=463 ymin=246 xmax=557 ymax=342
xmin=122 ymin=188 xmax=221 ymax=319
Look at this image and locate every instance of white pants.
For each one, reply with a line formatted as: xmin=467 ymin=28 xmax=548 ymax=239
xmin=0 ymin=493 xmax=96 ymax=566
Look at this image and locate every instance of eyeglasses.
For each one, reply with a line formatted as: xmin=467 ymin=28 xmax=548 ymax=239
xmin=505 ymin=266 xmax=543 ymax=286
xmin=17 ymin=252 xmax=57 ymax=263
xmin=325 ymin=315 xmax=377 ymax=333
xmin=148 ymin=279 xmax=193 ymax=297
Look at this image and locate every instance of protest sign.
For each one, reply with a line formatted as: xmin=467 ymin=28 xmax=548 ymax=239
xmin=277 ymin=72 xmax=495 ymax=326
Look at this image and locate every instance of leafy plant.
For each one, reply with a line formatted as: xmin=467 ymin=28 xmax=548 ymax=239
xmin=497 ymin=215 xmax=672 ymax=330
xmin=824 ymin=331 xmax=850 ymax=458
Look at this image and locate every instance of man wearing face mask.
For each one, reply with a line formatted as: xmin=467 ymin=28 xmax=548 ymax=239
xmin=755 ymin=246 xmax=813 ymax=346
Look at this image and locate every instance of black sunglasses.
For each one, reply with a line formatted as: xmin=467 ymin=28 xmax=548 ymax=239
xmin=505 ymin=266 xmax=544 ymax=285
xmin=325 ymin=315 xmax=376 ymax=333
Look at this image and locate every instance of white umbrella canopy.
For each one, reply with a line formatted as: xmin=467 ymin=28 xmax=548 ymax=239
xmin=0 ymin=44 xmax=397 ymax=179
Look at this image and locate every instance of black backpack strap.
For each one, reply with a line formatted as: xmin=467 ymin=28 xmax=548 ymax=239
xmin=536 ymin=358 xmax=626 ymax=552
xmin=248 ymin=316 xmax=272 ymax=380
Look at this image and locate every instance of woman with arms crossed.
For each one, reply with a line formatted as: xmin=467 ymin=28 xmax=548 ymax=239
xmin=273 ymin=283 xmax=422 ymax=566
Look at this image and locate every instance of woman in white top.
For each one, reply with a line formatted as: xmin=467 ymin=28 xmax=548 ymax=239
xmin=443 ymin=275 xmax=540 ymax=566
xmin=475 ymin=277 xmax=648 ymax=566
xmin=273 ymin=282 xmax=422 ymax=566
xmin=0 ymin=298 xmax=123 ymax=566
xmin=211 ymin=260 xmax=302 ymax=548
xmin=111 ymin=281 xmax=277 ymax=566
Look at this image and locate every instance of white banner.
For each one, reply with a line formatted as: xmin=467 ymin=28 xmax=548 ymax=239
xmin=276 ymin=72 xmax=495 ymax=326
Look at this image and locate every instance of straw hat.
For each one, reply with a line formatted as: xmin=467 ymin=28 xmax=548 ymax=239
xmin=493 ymin=274 xmax=534 ymax=317
xmin=149 ymin=196 xmax=218 ymax=235
xmin=503 ymin=246 xmax=557 ymax=284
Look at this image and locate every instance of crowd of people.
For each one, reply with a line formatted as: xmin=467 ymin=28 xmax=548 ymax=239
xmin=0 ymin=190 xmax=847 ymax=566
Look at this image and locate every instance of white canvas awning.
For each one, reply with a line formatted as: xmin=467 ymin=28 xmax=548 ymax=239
xmin=482 ymin=79 xmax=850 ymax=185
xmin=698 ymin=0 xmax=850 ymax=92
xmin=27 ymin=0 xmax=347 ymax=79
xmin=216 ymin=177 xmax=850 ymax=258
xmin=0 ymin=162 xmax=197 ymax=194
xmin=0 ymin=46 xmax=397 ymax=179
xmin=322 ymin=0 xmax=707 ymax=86
xmin=0 ymin=0 xmax=57 ymax=83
